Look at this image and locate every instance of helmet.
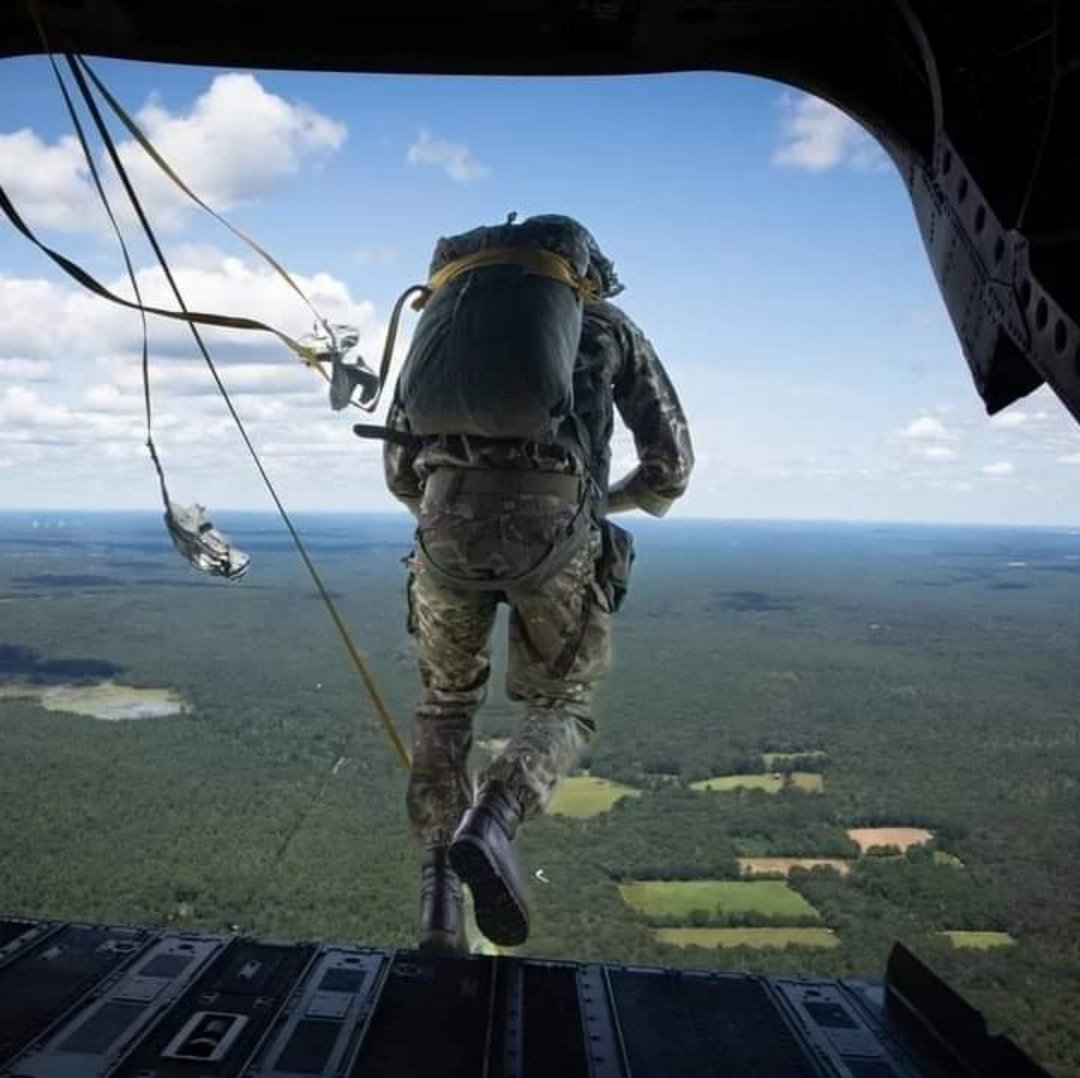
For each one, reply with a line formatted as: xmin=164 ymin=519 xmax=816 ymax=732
xmin=523 ymin=213 xmax=624 ymax=298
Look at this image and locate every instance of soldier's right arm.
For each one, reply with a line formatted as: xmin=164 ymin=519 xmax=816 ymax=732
xmin=383 ymin=392 xmax=422 ymax=518
xmin=608 ymin=306 xmax=694 ymax=517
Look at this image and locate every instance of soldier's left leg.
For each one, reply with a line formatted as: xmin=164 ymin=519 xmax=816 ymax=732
xmin=408 ymin=557 xmax=500 ymax=954
xmin=407 ymin=555 xmax=499 ymax=847
xmin=484 ymin=529 xmax=613 ymax=819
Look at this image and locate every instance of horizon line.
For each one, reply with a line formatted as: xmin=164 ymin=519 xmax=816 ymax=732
xmin=2 ymin=507 xmax=1079 ymax=531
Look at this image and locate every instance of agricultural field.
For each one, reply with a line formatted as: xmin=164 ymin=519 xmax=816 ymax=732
xmin=846 ymin=827 xmax=935 ymax=853
xmin=737 ymin=857 xmax=852 ymax=877
xmin=547 ymin=775 xmax=641 ymax=818
xmin=655 ymin=927 xmax=840 ymax=949
xmin=691 ymin=773 xmax=784 ymax=792
xmin=940 ymin=931 xmax=1017 ymax=949
xmin=618 ymin=880 xmax=822 ymax=922
xmin=933 ymin=851 xmax=965 ymax=867
xmin=690 ymin=771 xmax=823 ymax=793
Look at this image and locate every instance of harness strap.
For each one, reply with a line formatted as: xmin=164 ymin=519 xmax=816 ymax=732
xmin=353 ymin=423 xmax=423 ymax=448
xmin=412 ymin=246 xmax=599 ymax=312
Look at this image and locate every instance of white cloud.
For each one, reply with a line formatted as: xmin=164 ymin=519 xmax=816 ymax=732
xmin=0 ymin=276 xmax=70 ymax=356
xmin=1 ymin=248 xmax=385 ymax=377
xmin=0 ymin=357 xmax=52 ymax=381
xmin=0 ymin=74 xmax=347 ymax=234
xmin=981 ymin=461 xmax=1015 ymax=477
xmin=990 ymin=411 xmax=1028 ymax=429
xmin=900 ymin=415 xmax=954 ymax=441
xmin=0 ymin=385 xmax=114 ymax=441
xmin=57 ymin=252 xmax=384 ymax=364
xmin=0 ymin=129 xmax=100 ymax=231
xmin=83 ymin=383 xmax=134 ymax=412
xmin=0 ymin=250 xmax=391 ymax=511
xmin=1058 ymin=452 xmax=1080 ymax=465
xmin=772 ymin=93 xmax=888 ymax=173
xmin=121 ymin=75 xmax=346 ymax=227
xmin=406 ymin=128 xmax=489 ymax=183
xmin=116 ymin=357 xmax=311 ymax=394
xmin=893 ymin=409 xmax=999 ymax=469
xmin=921 ymin=445 xmax=956 ymax=462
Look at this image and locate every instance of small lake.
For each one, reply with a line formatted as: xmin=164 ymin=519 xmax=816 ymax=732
xmin=0 ymin=680 xmax=188 ymax=720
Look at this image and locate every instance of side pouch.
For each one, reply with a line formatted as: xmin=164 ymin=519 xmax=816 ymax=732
xmin=598 ymin=519 xmax=635 ymax=612
xmin=403 ymin=552 xmax=418 ymax=635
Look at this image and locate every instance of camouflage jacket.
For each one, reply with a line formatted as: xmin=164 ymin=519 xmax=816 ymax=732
xmin=383 ymin=299 xmax=694 ymax=517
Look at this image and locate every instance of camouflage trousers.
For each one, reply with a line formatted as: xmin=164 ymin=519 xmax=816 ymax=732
xmin=405 ymin=529 xmax=612 ymax=846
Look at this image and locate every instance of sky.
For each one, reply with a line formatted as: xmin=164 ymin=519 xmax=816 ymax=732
xmin=1 ymin=56 xmax=1078 ymax=524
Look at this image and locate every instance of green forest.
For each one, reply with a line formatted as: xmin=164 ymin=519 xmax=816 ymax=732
xmin=1 ymin=512 xmax=1078 ymax=1075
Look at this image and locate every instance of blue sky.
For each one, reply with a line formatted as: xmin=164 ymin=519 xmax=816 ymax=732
xmin=1 ymin=56 xmax=1078 ymax=523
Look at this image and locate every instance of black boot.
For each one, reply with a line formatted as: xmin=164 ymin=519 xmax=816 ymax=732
xmin=449 ymin=781 xmax=529 ymax=946
xmin=418 ymin=845 xmax=468 ymax=956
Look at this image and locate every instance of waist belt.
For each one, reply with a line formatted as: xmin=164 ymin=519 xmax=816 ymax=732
xmin=425 ymin=468 xmax=583 ymax=502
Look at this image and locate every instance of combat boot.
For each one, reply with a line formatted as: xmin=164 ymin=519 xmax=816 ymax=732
xmin=418 ymin=844 xmax=468 ymax=956
xmin=449 ymin=781 xmax=529 ymax=946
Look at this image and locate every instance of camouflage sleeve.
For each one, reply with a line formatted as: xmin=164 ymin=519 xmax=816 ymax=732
xmin=382 ymin=392 xmax=422 ymax=517
xmin=610 ymin=307 xmax=694 ymax=517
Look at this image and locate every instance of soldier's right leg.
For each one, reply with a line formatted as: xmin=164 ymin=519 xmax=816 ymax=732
xmin=449 ymin=532 xmax=608 ymax=948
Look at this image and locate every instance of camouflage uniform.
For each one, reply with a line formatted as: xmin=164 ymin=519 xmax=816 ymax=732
xmin=385 ymin=299 xmax=694 ymax=846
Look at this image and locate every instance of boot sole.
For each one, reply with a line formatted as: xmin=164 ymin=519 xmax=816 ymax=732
xmin=449 ymin=835 xmax=529 ymax=947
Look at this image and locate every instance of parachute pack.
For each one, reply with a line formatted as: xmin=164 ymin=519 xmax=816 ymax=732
xmin=397 ymin=215 xmax=599 ymax=444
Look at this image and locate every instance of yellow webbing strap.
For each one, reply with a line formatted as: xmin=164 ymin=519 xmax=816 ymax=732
xmin=71 ymin=54 xmax=367 ymax=401
xmin=17 ymin=10 xmax=413 ymax=773
xmin=77 ymin=57 xmax=320 ymax=327
xmin=89 ymin=43 xmax=431 ymax=417
xmin=366 ymin=283 xmax=430 ymax=412
xmin=413 ymin=246 xmax=599 ymax=311
xmin=0 ymin=171 xmax=323 ymax=370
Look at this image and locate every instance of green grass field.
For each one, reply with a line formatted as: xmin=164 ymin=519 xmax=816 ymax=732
xmin=547 ymin=776 xmax=642 ymax=818
xmin=940 ymin=931 xmax=1017 ymax=949
xmin=933 ymin=851 xmax=965 ymax=867
xmin=618 ymin=880 xmax=822 ymax=920
xmin=654 ymin=927 xmax=840 ymax=949
xmin=690 ymin=771 xmax=822 ymax=793
xmin=762 ymin=750 xmax=827 ymax=768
